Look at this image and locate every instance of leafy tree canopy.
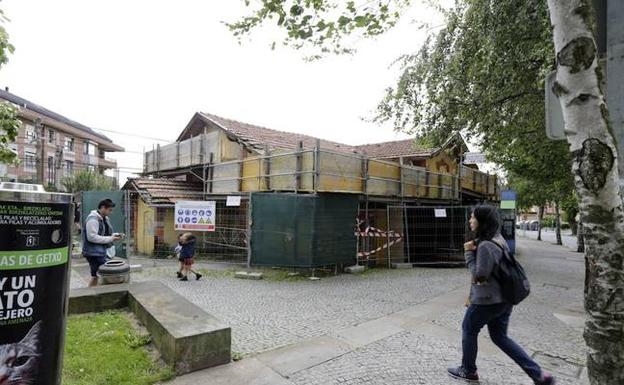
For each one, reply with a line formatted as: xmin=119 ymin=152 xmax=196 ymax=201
xmin=230 ymin=0 xmax=575 ymax=204
xmin=62 ymin=170 xmax=114 ymax=194
xmin=0 ymin=8 xmax=17 ymax=165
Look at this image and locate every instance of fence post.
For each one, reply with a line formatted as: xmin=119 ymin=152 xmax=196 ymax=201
xmin=386 ymin=207 xmax=391 ymax=269
xmin=246 ymin=195 xmax=253 ymax=269
xmin=399 ymin=157 xmax=404 ymax=199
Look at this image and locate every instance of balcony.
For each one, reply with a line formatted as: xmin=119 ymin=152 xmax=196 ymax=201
xmin=98 ymin=155 xmax=117 ymax=169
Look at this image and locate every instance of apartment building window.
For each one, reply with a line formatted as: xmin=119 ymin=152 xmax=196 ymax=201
xmin=65 ymin=160 xmax=74 ymax=175
xmin=84 ymin=141 xmax=96 ymax=156
xmin=47 ymin=156 xmax=55 ymax=185
xmin=23 ymin=151 xmax=37 ymax=171
xmin=64 ymin=137 xmax=74 ymax=152
xmin=25 ymin=125 xmax=36 ymax=143
xmin=48 ymin=129 xmax=55 ymax=144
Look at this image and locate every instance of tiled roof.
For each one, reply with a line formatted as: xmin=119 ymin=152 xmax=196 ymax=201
xmin=0 ymin=89 xmax=114 ymax=143
xmin=199 ymin=112 xmax=361 ymax=154
xmin=123 ymin=177 xmax=204 ymax=205
xmin=195 ymin=112 xmax=461 ymax=159
xmin=354 ymin=139 xmax=434 ymax=159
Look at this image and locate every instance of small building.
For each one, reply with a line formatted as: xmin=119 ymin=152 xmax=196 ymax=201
xmin=126 ymin=112 xmax=499 ymax=267
xmin=0 ymin=89 xmax=124 ymax=189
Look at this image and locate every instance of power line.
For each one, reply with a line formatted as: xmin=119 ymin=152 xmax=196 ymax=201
xmin=92 ymin=128 xmax=173 ymax=143
xmin=12 ymin=136 xmax=148 ymax=155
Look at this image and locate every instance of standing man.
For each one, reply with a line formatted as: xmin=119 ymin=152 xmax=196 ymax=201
xmin=82 ymin=199 xmax=123 ymax=287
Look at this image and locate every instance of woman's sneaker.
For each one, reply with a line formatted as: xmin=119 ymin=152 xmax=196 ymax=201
xmin=176 ymin=271 xmax=182 ymax=278
xmin=535 ymin=373 xmax=556 ymax=385
xmin=447 ymin=366 xmax=479 ymax=382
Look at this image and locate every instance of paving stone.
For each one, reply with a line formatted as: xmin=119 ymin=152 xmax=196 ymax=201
xmin=235 ymin=271 xmax=264 ymax=280
xmin=76 ymin=237 xmax=588 ymax=385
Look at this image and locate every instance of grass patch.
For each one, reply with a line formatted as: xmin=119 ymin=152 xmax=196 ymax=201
xmin=63 ymin=311 xmax=174 ymax=385
xmin=197 ymin=268 xmax=237 ymax=278
xmin=261 ymin=269 xmax=308 ymax=282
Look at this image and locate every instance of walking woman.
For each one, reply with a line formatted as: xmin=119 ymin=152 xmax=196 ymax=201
xmin=447 ymin=205 xmax=555 ymax=384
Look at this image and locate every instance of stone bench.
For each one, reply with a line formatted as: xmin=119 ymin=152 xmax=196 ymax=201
xmin=69 ymin=284 xmax=129 ymax=314
xmin=69 ymin=281 xmax=231 ymax=375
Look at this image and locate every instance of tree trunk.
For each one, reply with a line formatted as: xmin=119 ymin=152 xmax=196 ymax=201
xmin=577 ymin=221 xmax=586 ymax=253
xmin=537 ymin=205 xmax=544 ymax=241
xmin=555 ymin=201 xmax=563 ymax=245
xmin=547 ymin=1 xmax=624 ymax=383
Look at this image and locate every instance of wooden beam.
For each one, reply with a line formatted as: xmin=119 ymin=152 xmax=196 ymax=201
xmin=295 ymin=141 xmax=303 ymax=191
xmin=208 ymin=152 xmax=214 ymax=193
xmin=264 ymin=145 xmax=271 ymax=191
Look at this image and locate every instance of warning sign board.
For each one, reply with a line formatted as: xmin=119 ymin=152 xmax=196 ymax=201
xmin=175 ymin=201 xmax=216 ymax=232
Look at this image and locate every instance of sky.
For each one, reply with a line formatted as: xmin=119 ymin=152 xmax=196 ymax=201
xmin=0 ymin=0 xmax=451 ymax=182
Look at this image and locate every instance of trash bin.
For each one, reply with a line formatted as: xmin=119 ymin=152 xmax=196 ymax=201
xmin=97 ymin=258 xmax=130 ymax=285
xmin=0 ymin=182 xmax=72 ymax=385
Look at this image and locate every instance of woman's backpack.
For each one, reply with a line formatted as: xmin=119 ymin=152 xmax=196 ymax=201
xmin=492 ymin=242 xmax=531 ymax=305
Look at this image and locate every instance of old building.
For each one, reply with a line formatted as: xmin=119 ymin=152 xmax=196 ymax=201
xmin=0 ymin=89 xmax=124 ymax=189
xmin=126 ymin=112 xmax=499 ymax=267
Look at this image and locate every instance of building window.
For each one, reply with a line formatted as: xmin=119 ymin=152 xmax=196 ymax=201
xmin=23 ymin=151 xmax=37 ymax=171
xmin=65 ymin=160 xmax=74 ymax=175
xmin=48 ymin=129 xmax=55 ymax=144
xmin=25 ymin=125 xmax=36 ymax=143
xmin=47 ymin=156 xmax=55 ymax=185
xmin=64 ymin=137 xmax=74 ymax=152
xmin=84 ymin=142 xmax=95 ymax=156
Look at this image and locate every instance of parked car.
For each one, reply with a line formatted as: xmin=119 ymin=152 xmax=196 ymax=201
xmin=529 ymin=220 xmax=540 ymax=231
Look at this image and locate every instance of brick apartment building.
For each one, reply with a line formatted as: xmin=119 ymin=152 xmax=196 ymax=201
xmin=0 ymin=88 xmax=124 ymax=189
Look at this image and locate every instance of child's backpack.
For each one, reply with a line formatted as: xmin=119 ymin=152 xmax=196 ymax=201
xmin=491 ymin=242 xmax=531 ymax=305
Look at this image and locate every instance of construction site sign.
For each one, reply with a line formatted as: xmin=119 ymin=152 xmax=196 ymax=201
xmin=175 ymin=201 xmax=216 ymax=232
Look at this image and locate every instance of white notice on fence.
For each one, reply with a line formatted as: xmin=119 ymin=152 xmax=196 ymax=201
xmin=175 ymin=200 xmax=216 ymax=232
xmin=434 ymin=209 xmax=447 ymax=218
xmin=226 ymin=196 xmax=241 ymax=207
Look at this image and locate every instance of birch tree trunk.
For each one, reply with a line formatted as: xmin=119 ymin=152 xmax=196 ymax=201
xmin=555 ymin=201 xmax=563 ymax=245
xmin=547 ymin=1 xmax=624 ymax=383
xmin=578 ymin=221 xmax=586 ymax=253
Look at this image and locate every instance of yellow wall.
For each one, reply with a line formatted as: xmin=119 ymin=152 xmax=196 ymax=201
xmin=136 ymin=199 xmax=155 ymax=255
xmin=162 ymin=208 xmax=179 ymax=246
xmin=242 ymin=156 xmax=265 ymax=192
xmin=425 ymin=150 xmax=458 ymax=175
xmin=220 ymin=131 xmax=245 ymax=161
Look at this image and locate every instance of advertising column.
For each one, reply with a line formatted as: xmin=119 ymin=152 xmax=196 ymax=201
xmin=0 ymin=188 xmax=72 ymax=385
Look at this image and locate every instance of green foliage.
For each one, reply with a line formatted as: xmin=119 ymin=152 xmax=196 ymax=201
xmin=227 ymin=0 xmax=410 ymax=58
xmin=62 ymin=170 xmax=115 ymax=193
xmin=63 ymin=311 xmax=174 ymax=385
xmin=231 ymin=0 xmax=576 ymax=203
xmin=374 ymin=1 xmax=574 ymax=201
xmin=0 ymin=9 xmax=18 ymax=165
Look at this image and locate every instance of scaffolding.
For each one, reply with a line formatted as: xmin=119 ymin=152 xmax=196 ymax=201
xmin=144 ymin=138 xmax=499 ymax=201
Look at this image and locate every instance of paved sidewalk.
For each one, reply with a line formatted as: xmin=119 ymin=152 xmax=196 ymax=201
xmin=519 ymin=229 xmax=578 ymax=251
xmin=160 ymin=237 xmax=588 ymax=385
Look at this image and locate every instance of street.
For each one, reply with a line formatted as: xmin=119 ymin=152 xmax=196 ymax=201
xmin=72 ymin=235 xmax=589 ymax=384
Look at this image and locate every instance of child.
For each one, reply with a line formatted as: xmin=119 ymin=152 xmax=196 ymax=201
xmin=179 ymin=233 xmax=202 ymax=281
xmin=175 ymin=234 xmax=184 ymax=278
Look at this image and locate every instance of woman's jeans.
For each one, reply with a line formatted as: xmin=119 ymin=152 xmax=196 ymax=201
xmin=462 ymin=303 xmax=542 ymax=380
